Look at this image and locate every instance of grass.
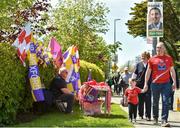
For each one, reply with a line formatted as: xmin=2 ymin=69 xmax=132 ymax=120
xmin=14 ymin=103 xmax=133 ymax=127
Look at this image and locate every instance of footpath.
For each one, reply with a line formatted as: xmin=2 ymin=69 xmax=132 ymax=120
xmin=111 ymin=90 xmax=180 ymax=128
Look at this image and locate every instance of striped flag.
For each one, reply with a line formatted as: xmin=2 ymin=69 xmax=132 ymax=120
xmin=12 ymin=23 xmax=32 ymax=66
xmin=63 ymin=45 xmax=81 ymax=93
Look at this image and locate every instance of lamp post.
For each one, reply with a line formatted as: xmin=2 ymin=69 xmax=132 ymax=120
xmin=114 ymin=19 xmax=121 ymax=44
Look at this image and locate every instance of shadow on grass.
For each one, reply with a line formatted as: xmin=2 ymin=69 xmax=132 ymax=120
xmin=92 ymin=114 xmax=127 ymax=119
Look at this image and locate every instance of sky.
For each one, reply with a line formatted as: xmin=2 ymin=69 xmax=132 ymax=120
xmin=51 ymin=0 xmax=152 ymax=66
xmin=97 ymin=0 xmax=152 ymax=66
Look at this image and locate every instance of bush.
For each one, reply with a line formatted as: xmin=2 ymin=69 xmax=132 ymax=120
xmin=0 ymin=43 xmax=27 ymax=125
xmin=79 ymin=60 xmax=105 ymax=83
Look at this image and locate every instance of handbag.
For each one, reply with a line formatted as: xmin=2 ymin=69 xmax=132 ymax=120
xmin=120 ymin=97 xmax=128 ymax=107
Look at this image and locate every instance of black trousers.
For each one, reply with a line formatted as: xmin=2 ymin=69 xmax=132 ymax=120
xmin=56 ymin=93 xmax=74 ymax=113
xmin=128 ymin=103 xmax=138 ymax=120
xmin=138 ymin=92 xmax=151 ymax=118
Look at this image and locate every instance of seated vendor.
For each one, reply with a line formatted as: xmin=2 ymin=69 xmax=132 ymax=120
xmin=50 ymin=67 xmax=74 ymax=114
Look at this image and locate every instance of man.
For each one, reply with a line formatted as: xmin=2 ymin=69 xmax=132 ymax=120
xmin=50 ymin=67 xmax=74 ymax=114
xmin=143 ymin=42 xmax=176 ymax=127
xmin=148 ymin=7 xmax=163 ymax=30
xmin=132 ymin=51 xmax=151 ymax=121
xmin=121 ymin=67 xmax=132 ymax=95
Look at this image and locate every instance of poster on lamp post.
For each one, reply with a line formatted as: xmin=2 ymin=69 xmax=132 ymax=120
xmin=147 ymin=2 xmax=163 ymax=37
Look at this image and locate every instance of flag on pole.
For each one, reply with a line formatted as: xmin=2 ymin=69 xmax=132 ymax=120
xmin=28 ymin=41 xmax=45 ymax=102
xmin=63 ymin=45 xmax=81 ymax=93
xmin=12 ymin=23 xmax=32 ymax=66
xmin=48 ymin=37 xmax=63 ymax=68
xmin=87 ymin=69 xmax=92 ymax=81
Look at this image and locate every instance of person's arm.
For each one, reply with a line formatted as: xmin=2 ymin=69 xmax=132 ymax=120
xmin=170 ymin=66 xmax=177 ymax=90
xmin=143 ymin=65 xmax=152 ymax=92
xmin=61 ymin=88 xmax=72 ymax=94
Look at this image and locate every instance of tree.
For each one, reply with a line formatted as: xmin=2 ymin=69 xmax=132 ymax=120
xmin=126 ymin=0 xmax=180 ymax=62
xmin=50 ymin=0 xmax=112 ymax=70
xmin=0 ymin=0 xmax=53 ymax=43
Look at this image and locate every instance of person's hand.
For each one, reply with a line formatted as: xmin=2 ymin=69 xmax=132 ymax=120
xmin=142 ymin=84 xmax=148 ymax=93
xmin=172 ymin=82 xmax=177 ymax=91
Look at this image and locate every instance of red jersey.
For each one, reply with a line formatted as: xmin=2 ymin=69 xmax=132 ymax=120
xmin=148 ymin=55 xmax=173 ymax=83
xmin=125 ymin=87 xmax=142 ymax=105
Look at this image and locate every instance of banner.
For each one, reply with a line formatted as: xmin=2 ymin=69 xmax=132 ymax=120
xmin=28 ymin=42 xmax=45 ymax=102
xmin=147 ymin=2 xmax=163 ymax=37
xmin=63 ymin=46 xmax=81 ymax=92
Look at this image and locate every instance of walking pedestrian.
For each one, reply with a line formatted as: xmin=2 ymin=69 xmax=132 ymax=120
xmin=132 ymin=51 xmax=151 ymax=121
xmin=121 ymin=67 xmax=132 ymax=95
xmin=143 ymin=42 xmax=177 ymax=127
xmin=125 ymin=78 xmax=146 ymax=123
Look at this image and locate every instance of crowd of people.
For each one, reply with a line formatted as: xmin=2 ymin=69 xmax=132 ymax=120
xmin=107 ymin=42 xmax=179 ymax=127
xmin=47 ymin=42 xmax=179 ymax=127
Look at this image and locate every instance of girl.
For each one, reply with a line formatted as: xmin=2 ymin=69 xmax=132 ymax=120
xmin=124 ymin=78 xmax=145 ymax=122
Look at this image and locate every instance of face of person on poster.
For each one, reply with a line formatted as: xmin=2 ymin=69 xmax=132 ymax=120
xmin=148 ymin=7 xmax=162 ymax=30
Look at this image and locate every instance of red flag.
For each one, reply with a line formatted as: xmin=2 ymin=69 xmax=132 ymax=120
xmin=12 ymin=23 xmax=32 ymax=66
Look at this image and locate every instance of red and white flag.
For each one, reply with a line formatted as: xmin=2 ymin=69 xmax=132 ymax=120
xmin=12 ymin=23 xmax=32 ymax=66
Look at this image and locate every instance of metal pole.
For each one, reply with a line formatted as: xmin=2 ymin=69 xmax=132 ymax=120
xmin=114 ymin=19 xmax=121 ymax=44
xmin=148 ymin=0 xmax=158 ymax=56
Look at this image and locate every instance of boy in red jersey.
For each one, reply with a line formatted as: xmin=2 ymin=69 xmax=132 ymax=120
xmin=125 ymin=78 xmax=146 ymax=123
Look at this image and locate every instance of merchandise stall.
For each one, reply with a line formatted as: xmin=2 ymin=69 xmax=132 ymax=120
xmin=79 ymin=80 xmax=111 ymax=115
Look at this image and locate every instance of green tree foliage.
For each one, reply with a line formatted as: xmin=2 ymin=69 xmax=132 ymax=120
xmin=50 ymin=0 xmax=111 ymax=71
xmin=126 ymin=0 xmax=180 ymax=62
xmin=80 ymin=60 xmax=105 ymax=83
xmin=0 ymin=43 xmax=27 ymax=125
xmin=172 ymin=0 xmax=180 ymax=19
xmin=0 ymin=0 xmax=53 ymax=43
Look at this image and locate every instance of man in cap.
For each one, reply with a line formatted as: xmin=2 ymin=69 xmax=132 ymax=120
xmin=121 ymin=67 xmax=132 ymax=95
xmin=50 ymin=67 xmax=74 ymax=113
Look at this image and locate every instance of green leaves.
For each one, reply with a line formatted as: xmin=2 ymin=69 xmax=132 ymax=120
xmin=50 ymin=0 xmax=110 ymax=71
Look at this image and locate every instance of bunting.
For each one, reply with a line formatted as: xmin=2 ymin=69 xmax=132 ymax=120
xmin=12 ymin=23 xmax=32 ymax=66
xmin=63 ymin=45 xmax=81 ymax=93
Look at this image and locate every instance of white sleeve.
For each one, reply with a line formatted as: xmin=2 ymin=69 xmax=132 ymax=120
xmin=131 ymin=73 xmax=137 ymax=79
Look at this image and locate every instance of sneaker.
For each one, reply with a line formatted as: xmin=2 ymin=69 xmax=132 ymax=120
xmin=129 ymin=119 xmax=132 ymax=122
xmin=153 ymin=118 xmax=158 ymax=125
xmin=161 ymin=120 xmax=170 ymax=127
xmin=56 ymin=101 xmax=66 ymax=112
xmin=139 ymin=116 xmax=143 ymax=120
xmin=146 ymin=117 xmax=151 ymax=121
xmin=134 ymin=119 xmax=136 ymax=122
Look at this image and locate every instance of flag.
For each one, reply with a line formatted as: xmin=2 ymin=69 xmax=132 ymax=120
xmin=12 ymin=23 xmax=32 ymax=66
xmin=28 ymin=41 xmax=45 ymax=102
xmin=87 ymin=69 xmax=92 ymax=81
xmin=63 ymin=45 xmax=81 ymax=93
xmin=48 ymin=37 xmax=63 ymax=68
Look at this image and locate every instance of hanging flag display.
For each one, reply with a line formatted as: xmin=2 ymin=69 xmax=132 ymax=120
xmin=63 ymin=45 xmax=81 ymax=93
xmin=48 ymin=37 xmax=63 ymax=68
xmin=12 ymin=23 xmax=32 ymax=66
xmin=28 ymin=41 xmax=45 ymax=102
xmin=35 ymin=40 xmax=51 ymax=67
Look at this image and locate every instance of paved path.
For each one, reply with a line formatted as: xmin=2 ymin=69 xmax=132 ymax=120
xmin=111 ymin=90 xmax=180 ymax=128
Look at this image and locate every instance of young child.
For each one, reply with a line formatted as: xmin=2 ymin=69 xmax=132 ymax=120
xmin=124 ymin=78 xmax=146 ymax=123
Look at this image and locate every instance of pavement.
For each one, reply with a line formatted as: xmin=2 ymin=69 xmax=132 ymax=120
xmin=111 ymin=90 xmax=180 ymax=128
